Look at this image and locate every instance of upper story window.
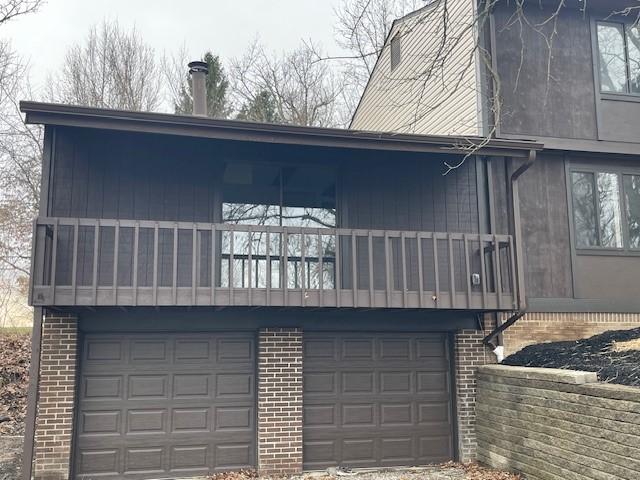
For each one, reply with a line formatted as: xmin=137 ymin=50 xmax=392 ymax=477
xmin=390 ymin=34 xmax=401 ymax=71
xmin=596 ymin=21 xmax=640 ymax=95
xmin=222 ymin=162 xmax=336 ymax=228
xmin=570 ymin=168 xmax=640 ymax=251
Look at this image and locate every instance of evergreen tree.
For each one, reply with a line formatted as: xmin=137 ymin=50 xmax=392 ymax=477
xmin=174 ymin=52 xmax=230 ymax=118
xmin=236 ymin=90 xmax=280 ymax=123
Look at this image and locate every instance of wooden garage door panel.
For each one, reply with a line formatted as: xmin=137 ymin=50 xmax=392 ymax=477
xmin=74 ymin=333 xmax=256 ymax=479
xmin=303 ymin=332 xmax=453 ymax=469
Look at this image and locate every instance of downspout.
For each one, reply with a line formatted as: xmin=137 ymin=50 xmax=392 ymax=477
xmin=483 ymin=149 xmax=537 ymax=359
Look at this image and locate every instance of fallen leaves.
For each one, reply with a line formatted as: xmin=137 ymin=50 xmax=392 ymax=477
xmin=457 ymin=462 xmax=522 ymax=480
xmin=210 ymin=469 xmax=259 ymax=480
xmin=207 ymin=464 xmax=521 ymax=480
xmin=0 ymin=332 xmax=31 ymax=435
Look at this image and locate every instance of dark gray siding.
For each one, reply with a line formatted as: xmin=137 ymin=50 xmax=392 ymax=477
xmin=488 ymin=154 xmax=573 ymax=300
xmin=47 ymin=127 xmax=488 ymax=300
xmin=515 ymin=151 xmax=640 ymax=305
xmin=340 ymin=158 xmax=481 ymax=294
xmin=341 ymin=157 xmax=479 ymax=233
xmin=518 ymin=153 xmax=573 ymax=299
xmin=566 ymin=155 xmax=640 ymax=301
xmin=50 ymin=128 xmax=222 ymax=223
xmin=492 ymin=3 xmax=598 ymax=140
xmin=492 ymin=3 xmax=640 ymax=145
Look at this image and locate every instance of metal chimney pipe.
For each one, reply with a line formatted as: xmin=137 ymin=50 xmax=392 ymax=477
xmin=188 ymin=60 xmax=209 ymax=116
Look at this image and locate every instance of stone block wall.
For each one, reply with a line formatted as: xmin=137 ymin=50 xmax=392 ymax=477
xmin=477 ymin=365 xmax=640 ymax=480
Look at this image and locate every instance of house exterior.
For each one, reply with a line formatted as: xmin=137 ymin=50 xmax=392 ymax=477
xmin=352 ymin=0 xmax=640 ymax=356
xmin=20 ymin=94 xmax=541 ymax=479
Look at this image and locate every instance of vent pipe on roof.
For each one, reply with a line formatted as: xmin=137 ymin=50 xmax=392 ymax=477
xmin=188 ymin=60 xmax=208 ymax=116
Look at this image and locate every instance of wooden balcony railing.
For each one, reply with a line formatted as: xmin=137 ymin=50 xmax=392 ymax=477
xmin=29 ymin=217 xmax=519 ymax=310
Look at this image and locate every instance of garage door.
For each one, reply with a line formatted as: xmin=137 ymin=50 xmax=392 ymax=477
xmin=73 ymin=332 xmax=256 ymax=479
xmin=303 ymin=332 xmax=454 ymax=469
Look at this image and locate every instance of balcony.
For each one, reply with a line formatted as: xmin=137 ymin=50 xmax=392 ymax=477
xmin=30 ymin=217 xmax=519 ymax=310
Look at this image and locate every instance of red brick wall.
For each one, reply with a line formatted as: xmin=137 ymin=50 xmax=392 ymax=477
xmin=503 ymin=312 xmax=640 ymax=356
xmin=257 ymin=328 xmax=303 ymax=475
xmin=454 ymin=315 xmax=496 ymax=462
xmin=34 ymin=313 xmax=78 ymax=480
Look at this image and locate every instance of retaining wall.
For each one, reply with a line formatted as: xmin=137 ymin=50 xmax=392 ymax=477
xmin=477 ymin=365 xmax=640 ymax=480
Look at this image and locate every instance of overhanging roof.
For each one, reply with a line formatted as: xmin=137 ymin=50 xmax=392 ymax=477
xmin=20 ymin=101 xmax=542 ymax=158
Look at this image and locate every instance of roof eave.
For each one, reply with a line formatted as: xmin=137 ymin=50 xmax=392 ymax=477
xmin=20 ymin=101 xmax=543 ymax=158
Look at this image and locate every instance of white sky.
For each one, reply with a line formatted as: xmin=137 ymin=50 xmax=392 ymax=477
xmin=2 ymin=0 xmax=344 ymax=98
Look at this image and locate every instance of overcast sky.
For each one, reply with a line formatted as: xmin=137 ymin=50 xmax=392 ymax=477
xmin=3 ymin=0 xmax=344 ymax=98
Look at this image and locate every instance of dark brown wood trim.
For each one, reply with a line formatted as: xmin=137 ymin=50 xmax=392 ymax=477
xmin=20 ymin=102 xmax=542 ymax=158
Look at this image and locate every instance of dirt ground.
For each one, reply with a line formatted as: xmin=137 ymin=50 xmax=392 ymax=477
xmin=0 ymin=436 xmax=22 ymax=480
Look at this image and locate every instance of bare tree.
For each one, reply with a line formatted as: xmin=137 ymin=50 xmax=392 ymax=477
xmin=334 ymin=0 xmax=422 ymax=91
xmin=230 ymin=41 xmax=344 ymax=127
xmin=0 ymin=0 xmax=44 ymax=324
xmin=0 ymin=0 xmax=41 ymax=24
xmin=49 ymin=20 xmax=163 ymax=111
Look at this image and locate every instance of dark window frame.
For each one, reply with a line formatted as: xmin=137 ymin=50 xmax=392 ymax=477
xmin=595 ymin=20 xmax=640 ymax=96
xmin=569 ymin=164 xmax=640 ymax=255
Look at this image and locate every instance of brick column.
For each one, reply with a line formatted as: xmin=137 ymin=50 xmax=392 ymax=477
xmin=257 ymin=328 xmax=303 ymax=475
xmin=454 ymin=315 xmax=496 ymax=463
xmin=34 ymin=313 xmax=79 ymax=480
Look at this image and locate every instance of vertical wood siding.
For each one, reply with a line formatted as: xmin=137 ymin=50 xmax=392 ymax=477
xmin=51 ymin=128 xmax=222 ymax=223
xmin=47 ymin=128 xmax=491 ymax=300
xmin=489 ymin=154 xmax=573 ymax=300
xmin=351 ymin=0 xmax=480 ymax=136
xmin=340 ymin=157 xmax=481 ymax=292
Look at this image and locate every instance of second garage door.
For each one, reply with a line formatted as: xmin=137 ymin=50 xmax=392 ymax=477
xmin=303 ymin=332 xmax=454 ymax=469
xmin=73 ymin=332 xmax=256 ymax=479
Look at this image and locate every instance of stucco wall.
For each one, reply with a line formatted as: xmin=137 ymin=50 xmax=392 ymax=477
xmin=477 ymin=365 xmax=640 ymax=480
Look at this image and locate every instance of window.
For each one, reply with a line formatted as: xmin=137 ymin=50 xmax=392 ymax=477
xmin=570 ymin=169 xmax=640 ymax=251
xmin=597 ymin=21 xmax=640 ymax=94
xmin=390 ymin=34 xmax=401 ymax=70
xmin=220 ymin=162 xmax=337 ymax=289
xmin=222 ymin=163 xmax=336 ymax=228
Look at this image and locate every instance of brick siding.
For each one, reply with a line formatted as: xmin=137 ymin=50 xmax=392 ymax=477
xmin=454 ymin=314 xmax=496 ymax=462
xmin=502 ymin=312 xmax=640 ymax=356
xmin=257 ymin=328 xmax=303 ymax=475
xmin=34 ymin=313 xmax=78 ymax=480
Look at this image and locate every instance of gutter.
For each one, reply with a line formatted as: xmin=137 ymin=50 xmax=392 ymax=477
xmin=483 ymin=149 xmax=537 ymax=359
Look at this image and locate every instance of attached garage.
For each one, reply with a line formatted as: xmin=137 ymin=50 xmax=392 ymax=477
xmin=73 ymin=332 xmax=256 ymax=479
xmin=303 ymin=332 xmax=455 ymax=469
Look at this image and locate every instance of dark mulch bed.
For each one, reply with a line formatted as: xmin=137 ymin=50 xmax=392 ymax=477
xmin=503 ymin=327 xmax=640 ymax=387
